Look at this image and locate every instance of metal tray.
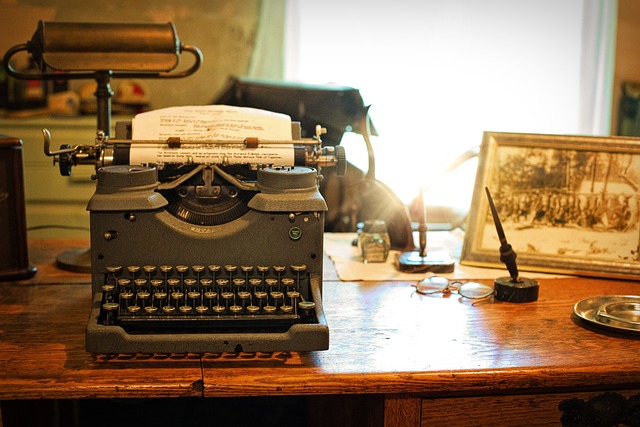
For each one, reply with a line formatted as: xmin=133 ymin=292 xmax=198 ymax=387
xmin=573 ymin=295 xmax=640 ymax=335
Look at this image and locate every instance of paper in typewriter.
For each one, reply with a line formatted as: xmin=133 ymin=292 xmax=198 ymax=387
xmin=130 ymin=105 xmax=294 ymax=167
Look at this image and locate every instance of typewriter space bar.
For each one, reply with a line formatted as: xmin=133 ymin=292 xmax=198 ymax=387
xmin=118 ymin=314 xmax=301 ymax=332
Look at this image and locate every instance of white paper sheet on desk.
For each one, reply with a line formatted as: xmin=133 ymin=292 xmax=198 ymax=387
xmin=129 ymin=105 xmax=294 ymax=167
xmin=324 ymin=232 xmax=569 ymax=281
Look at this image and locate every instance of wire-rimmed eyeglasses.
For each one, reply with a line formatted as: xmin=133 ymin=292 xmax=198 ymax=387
xmin=413 ymin=276 xmax=494 ymax=304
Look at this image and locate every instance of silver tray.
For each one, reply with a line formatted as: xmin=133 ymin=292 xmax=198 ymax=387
xmin=573 ymin=295 xmax=640 ymax=335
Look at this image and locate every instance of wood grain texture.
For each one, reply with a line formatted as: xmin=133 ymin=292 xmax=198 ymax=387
xmin=384 ymin=394 xmax=421 ymax=427
xmin=0 ymin=238 xmax=639 ymax=406
xmin=0 ymin=239 xmax=202 ymax=400
xmin=421 ymin=389 xmax=640 ymax=427
xmin=201 ymin=278 xmax=640 ymax=396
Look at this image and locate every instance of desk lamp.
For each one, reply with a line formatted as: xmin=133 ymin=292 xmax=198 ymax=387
xmin=4 ymin=21 xmax=202 ymax=272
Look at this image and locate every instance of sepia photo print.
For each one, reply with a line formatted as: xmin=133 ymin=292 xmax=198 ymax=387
xmin=462 ymin=132 xmax=640 ymax=279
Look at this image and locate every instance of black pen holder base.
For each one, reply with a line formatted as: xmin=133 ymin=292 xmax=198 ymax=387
xmin=494 ymin=277 xmax=539 ymax=303
xmin=397 ymin=250 xmax=455 ymax=274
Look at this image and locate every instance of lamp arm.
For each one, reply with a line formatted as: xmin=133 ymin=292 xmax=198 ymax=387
xmin=360 ymin=106 xmax=376 ymax=180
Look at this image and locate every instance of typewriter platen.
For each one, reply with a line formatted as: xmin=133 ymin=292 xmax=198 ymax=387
xmin=44 ymin=113 xmax=345 ymax=354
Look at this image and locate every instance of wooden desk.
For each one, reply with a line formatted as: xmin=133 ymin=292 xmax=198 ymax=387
xmin=1 ymin=238 xmax=639 ymax=426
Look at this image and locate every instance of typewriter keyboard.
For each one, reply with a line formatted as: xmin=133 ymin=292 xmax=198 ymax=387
xmin=97 ymin=264 xmax=318 ymax=332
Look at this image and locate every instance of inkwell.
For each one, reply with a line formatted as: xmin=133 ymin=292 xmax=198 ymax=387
xmin=485 ymin=187 xmax=539 ymax=303
xmin=397 ymin=187 xmax=455 ymax=273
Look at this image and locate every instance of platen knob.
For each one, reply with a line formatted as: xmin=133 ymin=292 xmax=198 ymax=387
xmin=57 ymin=144 xmax=72 ymax=176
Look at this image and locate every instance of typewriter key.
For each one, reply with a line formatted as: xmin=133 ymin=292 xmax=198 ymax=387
xmin=137 ymin=291 xmax=150 ymax=300
xmin=249 ymin=278 xmax=262 ymax=287
xmin=102 ymin=302 xmax=119 ymax=325
xmin=263 ymin=305 xmax=277 ymax=314
xmin=134 ymin=278 xmax=147 ymax=287
xmin=225 ymin=265 xmax=237 ymax=273
xmin=200 ymin=278 xmax=213 ymax=287
xmin=195 ymin=305 xmax=208 ymax=313
xmin=127 ymin=305 xmax=141 ymax=314
xmin=179 ymin=305 xmax=192 ymax=314
xmin=298 ymin=301 xmax=316 ymax=321
xmin=211 ymin=305 xmax=226 ymax=314
xmin=162 ymin=305 xmax=176 ymax=314
xmin=144 ymin=306 xmax=158 ymax=314
xmin=176 ymin=265 xmax=189 ymax=274
xmin=106 ymin=266 xmax=122 ymax=274
xmin=241 ymin=265 xmax=254 ymax=273
xmin=238 ymin=291 xmax=251 ymax=299
xmin=102 ymin=284 xmax=115 ymax=292
xmin=246 ymin=305 xmax=260 ymax=314
xmin=102 ymin=302 xmax=119 ymax=312
xmin=117 ymin=278 xmax=131 ymax=287
xmin=160 ymin=265 xmax=173 ymax=274
xmin=167 ymin=279 xmax=180 ymax=287
xmin=282 ymin=278 xmax=295 ymax=293
xmin=282 ymin=278 xmax=295 ymax=287
xmin=171 ymin=291 xmax=184 ymax=300
xmin=287 ymin=291 xmax=301 ymax=307
xmin=127 ymin=266 xmax=141 ymax=274
xmin=298 ymin=301 xmax=316 ymax=311
xmin=143 ymin=265 xmax=156 ymax=274
xmin=229 ymin=305 xmax=243 ymax=314
xmin=154 ymin=291 xmax=167 ymax=300
xmin=192 ymin=265 xmax=205 ymax=273
xmin=280 ymin=305 xmax=294 ymax=314
xmin=208 ymin=264 xmax=221 ymax=273
xmin=184 ymin=278 xmax=197 ymax=288
xmin=150 ymin=279 xmax=163 ymax=288
xmin=204 ymin=291 xmax=217 ymax=299
xmin=291 ymin=264 xmax=307 ymax=272
xmin=266 ymin=278 xmax=278 ymax=288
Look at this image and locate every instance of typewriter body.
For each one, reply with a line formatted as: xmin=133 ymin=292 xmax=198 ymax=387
xmin=44 ymin=115 xmax=344 ymax=354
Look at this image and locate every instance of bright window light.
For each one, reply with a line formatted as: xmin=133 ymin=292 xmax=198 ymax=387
xmin=285 ymin=0 xmax=591 ymax=211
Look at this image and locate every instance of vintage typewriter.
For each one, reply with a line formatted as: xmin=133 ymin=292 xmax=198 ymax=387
xmin=42 ymin=110 xmax=344 ymax=354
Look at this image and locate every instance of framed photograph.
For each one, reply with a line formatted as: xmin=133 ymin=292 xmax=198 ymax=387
xmin=461 ymin=132 xmax=640 ymax=279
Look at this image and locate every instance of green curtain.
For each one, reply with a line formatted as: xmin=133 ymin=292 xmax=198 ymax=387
xmin=248 ymin=0 xmax=287 ymax=79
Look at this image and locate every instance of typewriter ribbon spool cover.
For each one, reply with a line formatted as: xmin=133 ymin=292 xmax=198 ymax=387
xmin=85 ymin=106 xmax=331 ymax=354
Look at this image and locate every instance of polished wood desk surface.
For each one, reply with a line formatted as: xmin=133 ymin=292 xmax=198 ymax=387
xmin=1 ymin=238 xmax=639 ymax=403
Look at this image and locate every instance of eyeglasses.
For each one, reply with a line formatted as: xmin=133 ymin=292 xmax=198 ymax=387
xmin=413 ymin=276 xmax=494 ymax=304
